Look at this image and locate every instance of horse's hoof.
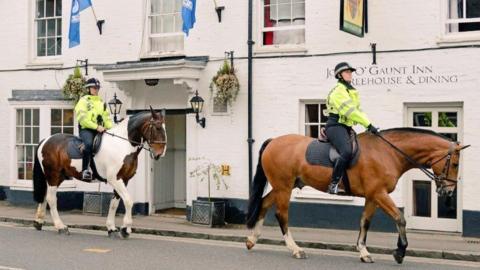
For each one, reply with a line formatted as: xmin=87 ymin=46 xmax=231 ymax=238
xmin=120 ymin=227 xmax=130 ymax=239
xmin=360 ymin=255 xmax=375 ymax=263
xmin=246 ymin=240 xmax=255 ymax=250
xmin=58 ymin=227 xmax=70 ymax=235
xmin=108 ymin=229 xmax=120 ymax=238
xmin=293 ymin=250 xmax=307 ymax=259
xmin=393 ymin=250 xmax=404 ymax=264
xmin=33 ymin=221 xmax=43 ymax=231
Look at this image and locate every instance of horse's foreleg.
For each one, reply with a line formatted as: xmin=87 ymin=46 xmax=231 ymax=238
xmin=357 ymin=199 xmax=377 ymax=263
xmin=45 ymin=185 xmax=69 ymax=234
xmin=105 ymin=193 xmax=121 ymax=236
xmin=108 ymin=179 xmax=133 ymax=239
xmin=375 ymin=192 xmax=408 ymax=264
xmin=247 ymin=192 xmax=274 ymax=250
xmin=34 ymin=200 xmax=47 ymax=230
xmin=275 ymin=190 xmax=306 ymax=259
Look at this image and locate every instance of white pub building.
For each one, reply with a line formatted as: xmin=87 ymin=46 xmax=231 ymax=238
xmin=0 ymin=0 xmax=479 ymax=237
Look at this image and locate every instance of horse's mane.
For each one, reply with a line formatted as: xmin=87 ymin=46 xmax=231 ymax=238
xmin=127 ymin=112 xmax=151 ymax=144
xmin=380 ymin=127 xmax=452 ymax=141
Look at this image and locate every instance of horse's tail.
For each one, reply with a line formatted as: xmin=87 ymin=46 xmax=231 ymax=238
xmin=246 ymin=138 xmax=272 ymax=229
xmin=33 ymin=139 xmax=47 ymax=203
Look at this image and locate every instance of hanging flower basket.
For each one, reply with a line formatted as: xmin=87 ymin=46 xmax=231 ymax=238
xmin=62 ymin=66 xmax=87 ymax=104
xmin=209 ymin=60 xmax=240 ymax=106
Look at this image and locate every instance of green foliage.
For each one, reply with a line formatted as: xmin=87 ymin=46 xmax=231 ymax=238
xmin=209 ymin=60 xmax=240 ymax=106
xmin=62 ymin=66 xmax=87 ymax=104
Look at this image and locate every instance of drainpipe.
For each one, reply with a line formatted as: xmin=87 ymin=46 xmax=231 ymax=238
xmin=247 ymin=0 xmax=255 ymax=197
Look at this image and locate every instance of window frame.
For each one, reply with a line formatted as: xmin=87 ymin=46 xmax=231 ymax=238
xmin=141 ymin=0 xmax=185 ymax=58
xmin=438 ymin=0 xmax=480 ymax=45
xmin=293 ymin=100 xmax=354 ymax=202
xmin=9 ymin=102 xmax=77 ymax=189
xmin=256 ymin=0 xmax=307 ymax=54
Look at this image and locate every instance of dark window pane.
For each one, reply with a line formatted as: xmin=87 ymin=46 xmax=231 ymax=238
xmin=56 ymin=18 xmax=62 ymax=35
xmin=413 ymin=181 xmax=431 ymax=217
xmin=25 ymin=127 xmax=32 ymax=144
xmin=51 ymin=127 xmax=61 ymax=135
xmin=466 ymin=0 xmax=480 ymax=18
xmin=17 ymin=147 xmax=25 ymax=163
xmin=305 ymin=125 xmax=319 ymax=138
xmin=439 ymin=133 xmax=458 ymax=142
xmin=37 ymin=0 xmax=45 ymax=18
xmin=51 ymin=109 xmax=61 ymax=125
xmin=46 ymin=0 xmax=54 ymax=17
xmin=438 ymin=112 xmax=457 ymax=127
xmin=47 ymin=38 xmax=56 ymax=56
xmin=47 ymin=19 xmax=56 ymax=36
xmin=26 ymin=146 xmax=34 ymax=162
xmin=25 ymin=110 xmax=32 ymax=125
xmin=18 ymin=163 xmax=25 ymax=179
xmin=64 ymin=127 xmax=74 ymax=134
xmin=56 ymin=0 xmax=62 ymax=16
xmin=37 ymin=20 xmax=46 ymax=37
xmin=320 ymin=104 xmax=328 ymax=123
xmin=26 ymin=163 xmax=34 ymax=180
xmin=57 ymin=37 xmax=62 ymax=55
xmin=64 ymin=109 xmax=74 ymax=125
xmin=438 ymin=189 xmax=457 ymax=219
xmin=33 ymin=128 xmax=40 ymax=143
xmin=37 ymin=38 xmax=46 ymax=56
xmin=16 ymin=128 xmax=24 ymax=144
xmin=33 ymin=109 xmax=40 ymax=125
xmin=305 ymin=104 xmax=319 ymax=123
xmin=413 ymin=112 xmax=432 ymax=127
xmin=16 ymin=109 xmax=23 ymax=125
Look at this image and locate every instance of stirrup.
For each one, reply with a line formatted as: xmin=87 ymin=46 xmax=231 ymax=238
xmin=82 ymin=170 xmax=92 ymax=181
xmin=328 ymin=183 xmax=345 ymax=195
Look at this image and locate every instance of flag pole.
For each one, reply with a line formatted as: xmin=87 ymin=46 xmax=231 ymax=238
xmin=90 ymin=4 xmax=105 ymax=34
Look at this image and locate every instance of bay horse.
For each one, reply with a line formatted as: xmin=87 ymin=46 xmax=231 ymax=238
xmin=246 ymin=128 xmax=469 ymax=263
xmin=32 ymin=107 xmax=167 ymax=238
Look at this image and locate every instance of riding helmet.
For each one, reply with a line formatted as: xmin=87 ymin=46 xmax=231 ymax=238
xmin=84 ymin=78 xmax=101 ymax=89
xmin=334 ymin=62 xmax=356 ymax=79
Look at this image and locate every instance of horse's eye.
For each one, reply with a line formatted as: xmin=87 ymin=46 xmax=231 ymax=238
xmin=452 ymin=163 xmax=459 ymax=169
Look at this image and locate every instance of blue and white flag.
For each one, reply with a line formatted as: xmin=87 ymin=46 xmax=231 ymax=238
xmin=182 ymin=0 xmax=196 ymax=36
xmin=69 ymin=0 xmax=92 ymax=48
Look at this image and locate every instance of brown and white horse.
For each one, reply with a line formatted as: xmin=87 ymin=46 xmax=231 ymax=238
xmin=246 ymin=128 xmax=469 ymax=263
xmin=32 ymin=108 xmax=167 ymax=238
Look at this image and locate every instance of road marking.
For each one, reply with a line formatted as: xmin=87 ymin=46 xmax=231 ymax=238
xmin=0 ymin=266 xmax=25 ymax=270
xmin=83 ymin=248 xmax=111 ymax=253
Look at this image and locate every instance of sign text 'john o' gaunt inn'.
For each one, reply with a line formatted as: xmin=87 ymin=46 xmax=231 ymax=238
xmin=326 ymin=65 xmax=459 ymax=86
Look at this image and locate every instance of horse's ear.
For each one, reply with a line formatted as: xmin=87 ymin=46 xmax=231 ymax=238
xmin=149 ymin=105 xmax=157 ymax=118
xmin=459 ymin=144 xmax=471 ymax=151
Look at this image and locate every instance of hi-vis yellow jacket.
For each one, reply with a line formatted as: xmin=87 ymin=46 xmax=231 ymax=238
xmin=74 ymin=95 xmax=113 ymax=130
xmin=326 ymin=82 xmax=371 ymax=128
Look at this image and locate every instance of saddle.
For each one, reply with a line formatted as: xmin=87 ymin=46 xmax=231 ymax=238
xmin=66 ymin=133 xmax=106 ymax=182
xmin=305 ymin=128 xmax=360 ymax=168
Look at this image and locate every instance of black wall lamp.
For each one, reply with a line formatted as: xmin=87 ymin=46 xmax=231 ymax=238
xmin=190 ymin=90 xmax=206 ymax=128
xmin=108 ymin=93 xmax=123 ymax=123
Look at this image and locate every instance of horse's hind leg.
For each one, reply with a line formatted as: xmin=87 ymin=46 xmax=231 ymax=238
xmin=357 ymin=199 xmax=377 ymax=263
xmin=34 ymin=200 xmax=47 ymax=230
xmin=246 ymin=192 xmax=274 ymax=250
xmin=375 ymin=192 xmax=408 ymax=264
xmin=275 ymin=190 xmax=306 ymax=259
xmin=45 ymin=184 xmax=69 ymax=234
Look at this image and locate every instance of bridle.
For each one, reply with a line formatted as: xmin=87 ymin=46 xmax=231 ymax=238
xmin=375 ymin=134 xmax=469 ymax=190
xmin=104 ymin=117 xmax=167 ymax=158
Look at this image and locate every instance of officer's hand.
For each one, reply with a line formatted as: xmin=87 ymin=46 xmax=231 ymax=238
xmin=96 ymin=126 xmax=106 ymax=133
xmin=367 ymin=124 xmax=379 ymax=135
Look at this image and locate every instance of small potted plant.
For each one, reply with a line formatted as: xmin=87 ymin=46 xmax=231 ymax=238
xmin=189 ymin=158 xmax=229 ymax=227
xmin=209 ymin=60 xmax=240 ymax=107
xmin=62 ymin=66 xmax=87 ymax=104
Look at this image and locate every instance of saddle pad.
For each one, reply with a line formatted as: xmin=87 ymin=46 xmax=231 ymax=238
xmin=66 ymin=137 xmax=84 ymax=159
xmin=305 ymin=139 xmax=360 ymax=168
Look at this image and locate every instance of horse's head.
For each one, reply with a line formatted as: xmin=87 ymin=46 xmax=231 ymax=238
xmin=429 ymin=142 xmax=470 ymax=197
xmin=142 ymin=107 xmax=167 ymax=160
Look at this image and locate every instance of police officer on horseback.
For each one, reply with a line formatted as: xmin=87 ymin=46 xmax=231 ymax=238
xmin=74 ymin=78 xmax=112 ymax=181
xmin=326 ymin=62 xmax=379 ymax=194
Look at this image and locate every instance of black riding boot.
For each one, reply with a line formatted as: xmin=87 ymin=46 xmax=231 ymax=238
xmin=328 ymin=157 xmax=348 ymax=194
xmin=81 ymin=154 xmax=92 ymax=181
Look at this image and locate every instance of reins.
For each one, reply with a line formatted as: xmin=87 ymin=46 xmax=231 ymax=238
xmin=374 ymin=133 xmax=459 ymax=187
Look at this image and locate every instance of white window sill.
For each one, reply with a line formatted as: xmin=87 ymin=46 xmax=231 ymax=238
xmin=436 ymin=33 xmax=480 ymax=46
xmin=254 ymin=45 xmax=308 ymax=56
xmin=293 ymin=188 xmax=354 ymax=201
xmin=140 ymin=52 xmax=185 ymax=59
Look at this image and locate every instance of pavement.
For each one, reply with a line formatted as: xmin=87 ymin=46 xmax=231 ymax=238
xmin=1 ymin=201 xmax=479 ymax=262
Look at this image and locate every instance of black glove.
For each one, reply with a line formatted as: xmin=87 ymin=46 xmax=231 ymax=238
xmin=367 ymin=124 xmax=379 ymax=135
